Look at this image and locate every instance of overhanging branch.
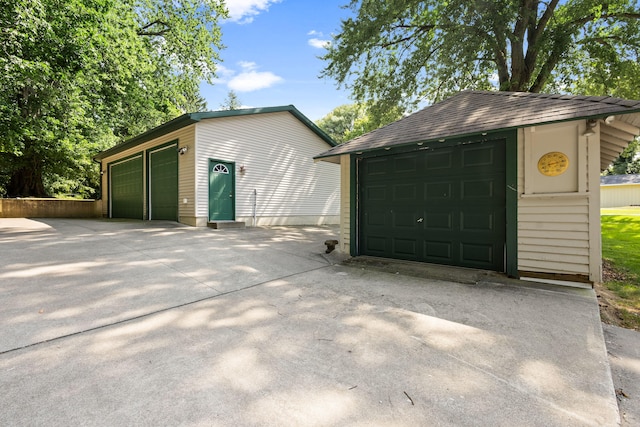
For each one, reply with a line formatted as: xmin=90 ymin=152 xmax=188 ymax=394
xmin=570 ymin=11 xmax=640 ymax=27
xmin=382 ymin=25 xmax=435 ymax=48
xmin=138 ymin=20 xmax=171 ymax=36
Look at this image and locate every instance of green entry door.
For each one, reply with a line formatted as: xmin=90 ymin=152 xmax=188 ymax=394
xmin=149 ymin=145 xmax=178 ymax=220
xmin=359 ymin=139 xmax=506 ymax=272
xmin=110 ymin=155 xmax=143 ymax=219
xmin=209 ymin=160 xmax=235 ymax=221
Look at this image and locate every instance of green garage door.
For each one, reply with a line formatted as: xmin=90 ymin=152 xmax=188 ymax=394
xmin=360 ymin=139 xmax=506 ymax=271
xmin=110 ymin=155 xmax=143 ymax=219
xmin=149 ymin=145 xmax=178 ymax=220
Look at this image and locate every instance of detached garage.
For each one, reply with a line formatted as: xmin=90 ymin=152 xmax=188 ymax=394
xmin=601 ymin=173 xmax=640 ymax=208
xmin=315 ymin=91 xmax=640 ymax=285
xmin=95 ymin=105 xmax=340 ymax=227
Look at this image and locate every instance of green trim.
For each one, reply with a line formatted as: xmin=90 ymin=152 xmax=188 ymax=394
xmin=148 ymin=139 xmax=178 ymax=152
xmin=96 ymin=116 xmax=198 ymax=161
xmin=95 ymin=105 xmax=336 ymax=161
xmin=107 ymin=151 xmax=144 ymax=167
xmin=208 ymin=158 xmax=236 ymax=221
xmin=505 ymin=130 xmax=518 ymax=278
xmin=350 ymin=155 xmax=358 ymax=256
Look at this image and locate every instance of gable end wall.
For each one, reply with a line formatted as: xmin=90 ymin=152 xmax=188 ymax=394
xmin=194 ymin=111 xmax=340 ymax=226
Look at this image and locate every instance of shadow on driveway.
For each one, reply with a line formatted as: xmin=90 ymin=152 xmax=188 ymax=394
xmin=0 ymin=218 xmax=621 ymax=426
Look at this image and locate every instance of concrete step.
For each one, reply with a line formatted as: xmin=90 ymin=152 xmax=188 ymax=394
xmin=207 ymin=221 xmax=246 ymax=229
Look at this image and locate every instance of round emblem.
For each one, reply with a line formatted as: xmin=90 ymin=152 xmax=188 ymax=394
xmin=537 ymin=152 xmax=569 ymax=176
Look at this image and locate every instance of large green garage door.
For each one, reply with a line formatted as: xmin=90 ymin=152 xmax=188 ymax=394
xmin=360 ymin=139 xmax=506 ymax=271
xmin=149 ymin=145 xmax=178 ymax=220
xmin=110 ymin=155 xmax=143 ymax=219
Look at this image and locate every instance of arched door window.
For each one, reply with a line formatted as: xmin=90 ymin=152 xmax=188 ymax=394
xmin=212 ymin=163 xmax=230 ymax=174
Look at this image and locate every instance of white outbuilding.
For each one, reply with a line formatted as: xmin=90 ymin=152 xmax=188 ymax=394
xmin=600 ymin=173 xmax=640 ymax=208
xmin=95 ymin=106 xmax=340 ymax=227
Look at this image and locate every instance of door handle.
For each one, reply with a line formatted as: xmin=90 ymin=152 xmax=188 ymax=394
xmin=229 ymin=194 xmax=233 ymax=198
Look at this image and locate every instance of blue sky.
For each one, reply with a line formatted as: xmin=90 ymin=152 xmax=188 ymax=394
xmin=200 ymin=0 xmax=354 ymax=121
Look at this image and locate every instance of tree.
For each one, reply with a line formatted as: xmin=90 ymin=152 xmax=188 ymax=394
xmin=321 ymin=0 xmax=640 ymax=120
xmin=220 ymin=90 xmax=243 ymax=110
xmin=0 ymin=0 xmax=226 ymax=197
xmin=604 ymin=139 xmax=640 ymax=175
xmin=316 ymin=104 xmax=363 ymax=143
xmin=316 ymin=103 xmax=403 ymax=143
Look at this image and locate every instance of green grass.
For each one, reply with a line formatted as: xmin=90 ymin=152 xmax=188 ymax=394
xmin=601 ymin=208 xmax=640 ymax=330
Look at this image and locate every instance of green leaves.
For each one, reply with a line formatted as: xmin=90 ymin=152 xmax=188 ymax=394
xmin=0 ymin=0 xmax=227 ymax=197
xmin=315 ymin=102 xmax=403 ymax=143
xmin=322 ymin=0 xmax=640 ymax=114
xmin=605 ymin=140 xmax=640 ymax=175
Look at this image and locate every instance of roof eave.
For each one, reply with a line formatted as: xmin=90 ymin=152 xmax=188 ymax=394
xmin=314 ymin=109 xmax=640 ymax=159
xmin=93 ymin=114 xmax=198 ymax=161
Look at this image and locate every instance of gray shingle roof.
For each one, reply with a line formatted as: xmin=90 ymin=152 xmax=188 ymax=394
xmin=601 ymin=174 xmax=640 ymax=185
xmin=315 ymin=91 xmax=640 ymax=159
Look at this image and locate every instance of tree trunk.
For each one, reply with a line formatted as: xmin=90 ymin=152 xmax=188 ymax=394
xmin=5 ymin=151 xmax=49 ymax=198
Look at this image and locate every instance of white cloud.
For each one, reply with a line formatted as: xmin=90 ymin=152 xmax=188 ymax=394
xmin=238 ymin=61 xmax=258 ymax=70
xmin=212 ymin=64 xmax=236 ymax=83
xmin=228 ymin=62 xmax=283 ymax=92
xmin=308 ymin=38 xmax=331 ymax=49
xmin=225 ymin=0 xmax=281 ymax=24
xmin=307 ymin=30 xmax=330 ymax=49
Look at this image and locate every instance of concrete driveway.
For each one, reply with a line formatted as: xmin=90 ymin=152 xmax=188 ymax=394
xmin=0 ymin=218 xmax=621 ymax=426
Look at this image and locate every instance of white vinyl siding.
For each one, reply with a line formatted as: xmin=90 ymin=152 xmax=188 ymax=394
xmin=518 ymin=197 xmax=590 ymax=275
xmin=99 ymin=125 xmax=196 ymax=219
xmin=194 ymin=111 xmax=339 ymax=225
xmin=176 ymin=127 xmax=196 ymax=224
xmin=517 ymin=122 xmax=602 ymax=282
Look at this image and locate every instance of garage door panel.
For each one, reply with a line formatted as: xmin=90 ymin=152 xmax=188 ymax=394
xmin=366 ymin=185 xmax=387 ymax=201
xmin=393 ymin=183 xmax=417 ymax=200
xmin=424 ymin=240 xmax=453 ymax=262
xmin=462 ymin=145 xmax=496 ymax=167
xmin=365 ymin=158 xmax=388 ymax=176
xmin=365 ymin=212 xmax=387 ymax=227
xmin=462 ymin=179 xmax=495 ymax=199
xmin=149 ymin=146 xmax=178 ymax=221
xmin=425 ymin=150 xmax=453 ymax=171
xmin=460 ymin=242 xmax=496 ymax=266
xmin=425 ymin=181 xmax=454 ymax=200
xmin=394 ymin=155 xmax=419 ymax=173
xmin=393 ymin=238 xmax=417 ymax=258
xmin=460 ymin=211 xmax=495 ymax=231
xmin=364 ymin=236 xmax=387 ymax=254
xmin=425 ymin=211 xmax=454 ymax=230
xmin=360 ymin=139 xmax=506 ymax=272
xmin=393 ymin=211 xmax=419 ymax=228
xmin=110 ymin=156 xmax=143 ymax=219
